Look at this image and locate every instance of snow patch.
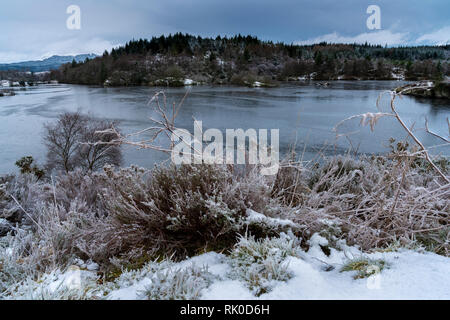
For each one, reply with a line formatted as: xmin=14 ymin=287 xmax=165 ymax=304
xmin=246 ymin=209 xmax=297 ymax=228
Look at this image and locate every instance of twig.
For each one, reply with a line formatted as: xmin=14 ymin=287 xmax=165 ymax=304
xmin=334 ymin=89 xmax=449 ymax=184
xmin=9 ymin=194 xmax=42 ymax=232
xmin=389 ymin=92 xmax=449 ymax=184
xmin=425 ymin=118 xmax=450 ymax=143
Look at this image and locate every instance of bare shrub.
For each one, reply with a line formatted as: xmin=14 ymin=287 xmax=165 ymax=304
xmin=76 ymin=119 xmax=122 ymax=171
xmin=325 ymin=87 xmax=449 ymax=254
xmin=44 ymin=112 xmax=87 ymax=173
xmin=334 ymin=89 xmax=449 ymax=183
xmin=44 ymin=112 xmax=122 ymax=173
xmin=277 ymin=155 xmax=449 ymax=255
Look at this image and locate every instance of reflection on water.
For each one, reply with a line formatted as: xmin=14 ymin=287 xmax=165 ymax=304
xmin=0 ymin=81 xmax=449 ymax=173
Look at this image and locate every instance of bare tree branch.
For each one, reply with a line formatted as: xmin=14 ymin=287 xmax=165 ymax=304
xmin=425 ymin=118 xmax=450 ymax=143
xmin=44 ymin=112 xmax=122 ymax=173
xmin=334 ymin=89 xmax=450 ymax=184
xmin=97 ymin=91 xmax=202 ymax=159
xmin=388 ymin=92 xmax=449 ymax=184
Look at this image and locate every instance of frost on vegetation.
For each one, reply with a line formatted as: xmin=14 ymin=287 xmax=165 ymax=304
xmin=0 ymin=231 xmax=36 ymax=296
xmin=245 ymin=209 xmax=297 ymax=229
xmin=3 ymin=267 xmax=101 ymax=300
xmin=0 ymin=174 xmax=42 ymax=227
xmin=228 ymin=234 xmax=301 ymax=296
xmin=140 ymin=265 xmax=214 ymax=300
xmin=0 ymin=151 xmax=448 ymax=299
xmin=76 ymin=163 xmax=281 ymax=268
xmin=103 ymin=259 xmax=216 ymax=300
xmin=274 ymin=155 xmax=449 ymax=256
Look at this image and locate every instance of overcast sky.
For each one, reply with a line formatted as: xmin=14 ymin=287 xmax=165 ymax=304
xmin=1 ymin=0 xmax=449 ymax=63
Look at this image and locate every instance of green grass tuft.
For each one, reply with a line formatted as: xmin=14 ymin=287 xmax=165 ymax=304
xmin=341 ymin=258 xmax=386 ymax=279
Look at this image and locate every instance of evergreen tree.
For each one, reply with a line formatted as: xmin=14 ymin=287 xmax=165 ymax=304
xmin=99 ymin=61 xmax=108 ymax=84
xmin=314 ymin=51 xmax=323 ymax=66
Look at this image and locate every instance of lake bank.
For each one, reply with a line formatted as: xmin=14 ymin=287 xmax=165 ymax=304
xmin=396 ymin=80 xmax=450 ymax=99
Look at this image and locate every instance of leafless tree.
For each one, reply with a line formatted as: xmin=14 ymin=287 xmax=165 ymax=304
xmin=44 ymin=112 xmax=122 ymax=173
xmin=44 ymin=112 xmax=87 ymax=173
xmin=76 ymin=119 xmax=123 ymax=171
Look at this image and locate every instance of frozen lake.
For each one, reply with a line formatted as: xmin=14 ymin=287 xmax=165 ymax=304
xmin=0 ymin=81 xmax=449 ymax=174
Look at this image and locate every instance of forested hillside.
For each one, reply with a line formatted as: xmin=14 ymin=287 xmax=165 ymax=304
xmin=49 ymin=33 xmax=450 ymax=86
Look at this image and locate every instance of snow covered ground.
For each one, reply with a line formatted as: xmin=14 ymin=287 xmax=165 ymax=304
xmin=5 ymin=233 xmax=448 ymax=300
xmin=167 ymin=237 xmax=450 ymax=300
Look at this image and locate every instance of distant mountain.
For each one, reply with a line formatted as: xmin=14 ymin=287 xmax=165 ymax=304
xmin=0 ymin=54 xmax=98 ymax=72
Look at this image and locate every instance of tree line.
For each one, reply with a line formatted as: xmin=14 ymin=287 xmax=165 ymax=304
xmin=48 ymin=33 xmax=450 ymax=86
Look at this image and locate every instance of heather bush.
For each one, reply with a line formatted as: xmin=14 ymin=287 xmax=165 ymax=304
xmin=0 ymin=170 xmax=110 ymax=284
xmin=75 ymin=164 xmax=279 ymax=270
xmin=42 ymin=169 xmax=108 ymax=216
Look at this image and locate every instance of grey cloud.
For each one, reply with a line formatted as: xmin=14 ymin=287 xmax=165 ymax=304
xmin=0 ymin=0 xmax=448 ymax=62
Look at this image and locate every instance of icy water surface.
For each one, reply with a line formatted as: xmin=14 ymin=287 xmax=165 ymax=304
xmin=0 ymin=81 xmax=449 ymax=173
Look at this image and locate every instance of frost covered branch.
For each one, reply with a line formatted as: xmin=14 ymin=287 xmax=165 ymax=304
xmin=335 ymin=89 xmax=450 ymax=184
